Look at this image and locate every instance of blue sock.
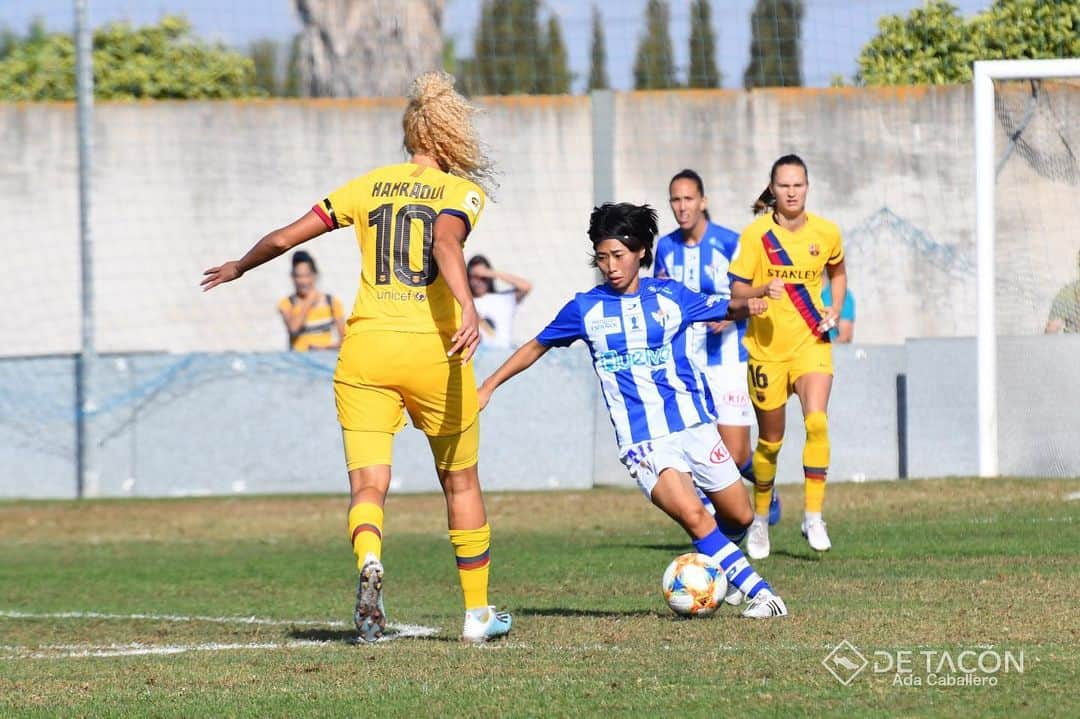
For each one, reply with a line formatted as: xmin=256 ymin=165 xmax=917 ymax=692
xmin=693 ymin=528 xmax=770 ymax=599
xmin=717 ymin=519 xmax=747 ymax=545
xmin=739 ymin=459 xmax=755 ymax=482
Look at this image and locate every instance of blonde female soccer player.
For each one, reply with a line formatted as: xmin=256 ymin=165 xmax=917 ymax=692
xmin=479 ymin=203 xmax=788 ymax=619
xmin=728 ymin=154 xmax=847 ymax=559
xmin=201 ymin=72 xmax=511 ymax=644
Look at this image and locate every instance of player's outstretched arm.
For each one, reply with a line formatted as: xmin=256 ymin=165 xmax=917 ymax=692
xmin=201 ymin=211 xmax=329 ymax=292
xmin=477 ymin=339 xmax=551 ymax=410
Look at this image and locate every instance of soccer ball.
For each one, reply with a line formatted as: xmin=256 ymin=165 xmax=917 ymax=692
xmin=661 ymin=553 xmax=727 ymax=617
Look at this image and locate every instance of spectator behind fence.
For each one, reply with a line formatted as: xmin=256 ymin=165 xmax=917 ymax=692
xmin=467 ymin=255 xmax=532 ymax=348
xmin=278 ymin=251 xmax=345 ymax=351
xmin=1045 ymin=250 xmax=1080 ymax=334
xmin=820 ymin=283 xmax=855 ymax=343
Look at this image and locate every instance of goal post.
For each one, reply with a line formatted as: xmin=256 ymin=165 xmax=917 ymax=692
xmin=974 ymin=58 xmax=1080 ymax=478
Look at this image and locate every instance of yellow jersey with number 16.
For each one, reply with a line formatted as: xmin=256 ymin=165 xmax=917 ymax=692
xmin=312 ymin=163 xmax=485 ymax=337
xmin=728 ymin=211 xmax=844 ymax=363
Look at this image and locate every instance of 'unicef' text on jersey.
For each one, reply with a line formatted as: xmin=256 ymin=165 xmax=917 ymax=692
xmin=654 ymin=222 xmax=748 ymax=367
xmin=535 ymin=278 xmax=734 ymax=454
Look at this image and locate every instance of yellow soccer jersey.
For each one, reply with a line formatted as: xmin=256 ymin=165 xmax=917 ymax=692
xmin=277 ymin=293 xmax=344 ymax=351
xmin=729 ymin=212 xmax=844 ymax=363
xmin=312 ymin=163 xmax=485 ymax=336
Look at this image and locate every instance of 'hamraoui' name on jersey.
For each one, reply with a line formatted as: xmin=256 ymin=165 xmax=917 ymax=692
xmin=371 ymin=181 xmax=446 ymax=201
xmin=536 ymin=277 xmax=732 ymax=454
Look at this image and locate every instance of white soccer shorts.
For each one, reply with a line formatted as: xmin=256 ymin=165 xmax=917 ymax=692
xmin=703 ymin=361 xmax=753 ymax=427
xmin=621 ymin=423 xmax=741 ymax=500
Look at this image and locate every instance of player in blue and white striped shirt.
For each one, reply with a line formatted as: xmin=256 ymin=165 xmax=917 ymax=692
xmin=478 ymin=203 xmax=788 ymax=618
xmin=658 ymin=170 xmax=781 ymax=534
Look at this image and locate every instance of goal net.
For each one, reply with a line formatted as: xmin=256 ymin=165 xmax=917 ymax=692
xmin=977 ymin=60 xmax=1080 ymax=477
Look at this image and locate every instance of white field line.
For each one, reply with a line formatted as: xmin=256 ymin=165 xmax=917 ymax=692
xmin=0 ymin=609 xmax=439 ymax=658
xmin=1 ymin=640 xmax=330 ymax=659
xmin=0 ymin=609 xmax=350 ymax=628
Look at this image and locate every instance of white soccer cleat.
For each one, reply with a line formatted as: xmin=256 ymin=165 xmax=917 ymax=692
xmin=462 ymin=606 xmax=513 ymax=644
xmin=747 ymin=517 xmax=770 ymax=560
xmin=801 ymin=517 xmax=832 ymax=552
xmin=723 ymin=582 xmax=744 ymax=606
xmin=354 ymin=554 xmax=386 ymax=643
xmin=742 ymin=590 xmax=788 ymax=619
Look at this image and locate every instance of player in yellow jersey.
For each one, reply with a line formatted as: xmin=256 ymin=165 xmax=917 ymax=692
xmin=728 ymin=154 xmax=847 ymax=558
xmin=201 ymin=71 xmax=511 ymax=644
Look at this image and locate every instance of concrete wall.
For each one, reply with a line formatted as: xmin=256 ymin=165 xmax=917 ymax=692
xmin=3 ymin=87 xmax=1079 ymax=498
xmin=0 ymin=346 xmax=599 ymax=499
xmin=3 ymin=337 xmax=1076 ymax=499
xmin=3 ymin=85 xmax=1078 ymax=358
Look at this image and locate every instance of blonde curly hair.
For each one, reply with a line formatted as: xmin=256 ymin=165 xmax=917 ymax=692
xmin=403 ymin=71 xmax=496 ymax=195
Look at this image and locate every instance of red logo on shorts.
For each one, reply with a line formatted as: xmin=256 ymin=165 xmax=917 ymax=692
xmin=709 ymin=441 xmax=731 ymax=465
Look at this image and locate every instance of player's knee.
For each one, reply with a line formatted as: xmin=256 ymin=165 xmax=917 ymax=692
xmin=683 ymin=504 xmax=716 ymax=538
xmin=439 ymin=465 xmax=481 ymax=496
xmin=804 ymin=411 xmax=829 ymax=443
xmin=755 ymin=437 xmax=783 ymax=462
xmin=732 ymin=503 xmax=753 ymax=528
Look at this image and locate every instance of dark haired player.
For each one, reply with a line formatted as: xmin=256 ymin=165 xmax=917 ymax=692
xmin=479 ymin=202 xmax=789 ymax=619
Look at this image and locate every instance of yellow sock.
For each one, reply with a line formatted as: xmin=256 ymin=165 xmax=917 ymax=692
xmin=803 ymin=411 xmax=830 ymax=513
xmin=752 ymin=438 xmax=783 ymax=516
xmin=347 ymin=503 xmax=384 ymax=570
xmin=449 ymin=523 xmax=491 ymax=610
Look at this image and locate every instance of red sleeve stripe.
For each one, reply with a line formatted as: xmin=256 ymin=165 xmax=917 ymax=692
xmin=312 ymin=203 xmax=334 ymax=229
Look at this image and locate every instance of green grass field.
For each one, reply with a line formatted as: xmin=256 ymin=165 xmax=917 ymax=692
xmin=1 ymin=478 xmax=1077 ymax=718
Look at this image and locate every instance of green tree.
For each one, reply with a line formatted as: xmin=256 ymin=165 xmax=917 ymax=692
xmin=283 ymin=34 xmax=301 ymax=97
xmin=857 ymin=1 xmax=976 ymax=85
xmin=541 ymin=14 xmax=572 ymax=94
xmin=249 ymin=38 xmax=280 ymax=96
xmin=972 ymin=0 xmax=1080 ymax=61
xmin=687 ymin=0 xmax=720 ymax=88
xmin=857 ymin=0 xmax=1080 ymax=86
xmin=0 ymin=26 xmax=17 ymax=61
xmin=461 ymin=0 xmax=566 ymax=95
xmin=0 ymin=15 xmax=262 ymax=101
xmin=587 ymin=5 xmax=609 ymax=91
xmin=633 ymin=0 xmax=677 ymax=90
xmin=743 ymin=0 xmax=804 ymax=89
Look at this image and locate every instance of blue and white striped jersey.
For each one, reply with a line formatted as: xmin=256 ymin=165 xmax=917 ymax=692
xmin=654 ymin=222 xmax=748 ymax=366
xmin=535 ymin=277 xmax=731 ymax=454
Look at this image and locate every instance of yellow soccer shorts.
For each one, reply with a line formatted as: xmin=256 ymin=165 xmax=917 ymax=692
xmin=334 ymin=329 xmax=479 ymax=472
xmin=747 ymin=341 xmax=833 ymax=411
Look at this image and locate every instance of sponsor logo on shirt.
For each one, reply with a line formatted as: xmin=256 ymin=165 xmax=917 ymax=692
xmin=376 ymin=289 xmax=424 ymax=302
xmin=596 ymin=346 xmax=671 ymax=373
xmin=587 ymin=316 xmax=623 ymax=335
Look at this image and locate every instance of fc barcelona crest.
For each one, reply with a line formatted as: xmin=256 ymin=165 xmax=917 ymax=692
xmin=808 ymin=243 xmax=820 ymax=257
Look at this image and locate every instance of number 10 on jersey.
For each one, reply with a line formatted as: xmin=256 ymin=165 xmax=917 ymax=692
xmin=368 ymin=203 xmax=439 ymax=287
